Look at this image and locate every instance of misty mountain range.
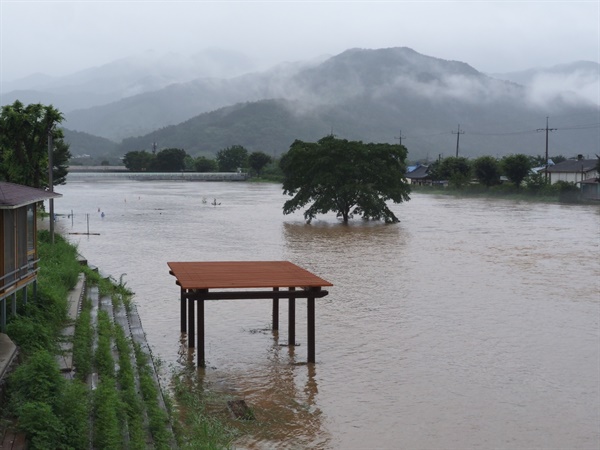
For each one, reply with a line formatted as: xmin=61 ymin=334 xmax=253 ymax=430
xmin=1 ymin=47 xmax=598 ymax=162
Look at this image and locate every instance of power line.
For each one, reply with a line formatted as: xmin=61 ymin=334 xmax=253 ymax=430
xmin=558 ymin=123 xmax=600 ymax=130
xmin=469 ymin=129 xmax=538 ymax=136
xmin=396 ymin=119 xmax=597 ymax=145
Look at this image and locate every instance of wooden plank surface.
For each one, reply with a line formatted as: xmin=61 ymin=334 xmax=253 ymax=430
xmin=168 ymin=261 xmax=332 ymax=290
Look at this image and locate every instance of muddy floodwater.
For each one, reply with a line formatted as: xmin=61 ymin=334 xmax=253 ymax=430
xmin=55 ymin=179 xmax=599 ymax=449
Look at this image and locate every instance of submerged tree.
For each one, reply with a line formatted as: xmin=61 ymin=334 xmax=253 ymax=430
xmin=280 ymin=135 xmax=411 ymax=224
xmin=0 ymin=100 xmax=70 ymax=188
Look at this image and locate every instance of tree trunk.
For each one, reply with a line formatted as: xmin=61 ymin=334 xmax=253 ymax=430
xmin=341 ymin=209 xmax=349 ymax=223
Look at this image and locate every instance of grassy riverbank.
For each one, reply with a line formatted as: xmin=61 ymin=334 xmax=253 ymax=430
xmin=1 ymin=230 xmax=238 ymax=449
xmin=410 ymin=181 xmax=595 ymax=204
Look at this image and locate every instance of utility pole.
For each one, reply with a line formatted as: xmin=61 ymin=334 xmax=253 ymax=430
xmin=47 ymin=130 xmax=55 ymax=244
xmin=536 ymin=117 xmax=557 ymax=182
xmin=394 ymin=130 xmax=406 ymax=147
xmin=452 ymin=124 xmax=465 ymax=158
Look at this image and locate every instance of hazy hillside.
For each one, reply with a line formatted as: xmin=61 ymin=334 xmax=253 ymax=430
xmin=4 ymin=47 xmax=598 ymax=161
xmin=62 ymin=129 xmax=119 ymax=159
xmin=61 ymin=59 xmax=324 ymax=141
xmin=1 ymin=49 xmax=259 ymax=112
xmin=118 ymin=92 xmax=598 ymax=161
xmin=117 ymin=48 xmax=599 ymax=161
xmin=119 ymin=99 xmax=329 ymax=156
xmin=63 ymin=74 xmax=278 ymax=141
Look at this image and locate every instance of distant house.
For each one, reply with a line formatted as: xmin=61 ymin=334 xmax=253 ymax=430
xmin=541 ymin=158 xmax=599 ymax=185
xmin=405 ymin=164 xmax=433 ymax=186
xmin=0 ymin=182 xmax=61 ymax=332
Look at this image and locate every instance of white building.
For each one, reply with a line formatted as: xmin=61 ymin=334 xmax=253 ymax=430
xmin=542 ymin=158 xmax=598 ymax=184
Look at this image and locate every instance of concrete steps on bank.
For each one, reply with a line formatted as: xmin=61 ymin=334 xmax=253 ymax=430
xmin=56 ymin=273 xmax=86 ymax=377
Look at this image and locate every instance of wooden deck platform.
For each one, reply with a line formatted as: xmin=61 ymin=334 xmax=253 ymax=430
xmin=168 ymin=261 xmax=332 ymax=367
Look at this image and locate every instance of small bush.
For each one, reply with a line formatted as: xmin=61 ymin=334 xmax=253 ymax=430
xmin=18 ymin=402 xmax=65 ymax=450
xmin=8 ymin=349 xmax=64 ymax=409
xmin=6 ymin=315 xmax=55 ymax=356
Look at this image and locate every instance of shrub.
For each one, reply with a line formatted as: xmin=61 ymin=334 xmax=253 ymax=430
xmin=8 ymin=349 xmax=64 ymax=409
xmin=554 ymin=180 xmax=581 ymax=202
xmin=18 ymin=402 xmax=65 ymax=450
xmin=6 ymin=315 xmax=55 ymax=356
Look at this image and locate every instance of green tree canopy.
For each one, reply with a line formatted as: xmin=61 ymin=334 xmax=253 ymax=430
xmin=122 ymin=150 xmax=154 ymax=172
xmin=248 ymin=151 xmax=272 ymax=176
xmin=216 ymin=145 xmax=249 ymax=172
xmin=432 ymin=156 xmax=472 ymax=188
xmin=0 ymin=100 xmax=70 ymax=188
xmin=280 ymin=136 xmax=411 ymax=224
xmin=502 ymin=154 xmax=532 ymax=188
xmin=194 ymin=156 xmax=218 ymax=172
xmin=150 ymin=147 xmax=187 ymax=172
xmin=472 ymin=156 xmax=501 ymax=187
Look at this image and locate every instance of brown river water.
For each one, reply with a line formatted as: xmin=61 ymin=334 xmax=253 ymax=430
xmin=54 ymin=178 xmax=599 ymax=449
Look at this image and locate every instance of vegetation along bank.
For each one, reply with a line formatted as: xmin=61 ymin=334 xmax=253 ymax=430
xmin=0 ymin=230 xmax=240 ymax=449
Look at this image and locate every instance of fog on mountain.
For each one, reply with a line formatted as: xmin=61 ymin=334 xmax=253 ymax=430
xmin=2 ymin=47 xmax=598 ymax=163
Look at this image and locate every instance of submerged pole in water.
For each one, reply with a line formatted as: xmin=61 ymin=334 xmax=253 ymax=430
xmin=180 ymin=288 xmax=187 ymax=333
xmin=272 ymin=287 xmax=279 ymax=331
xmin=288 ymin=287 xmax=296 ymax=346
xmin=307 ymin=289 xmax=317 ymax=363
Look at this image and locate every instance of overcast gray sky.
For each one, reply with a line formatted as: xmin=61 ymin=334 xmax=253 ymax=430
xmin=1 ymin=0 xmax=598 ymax=82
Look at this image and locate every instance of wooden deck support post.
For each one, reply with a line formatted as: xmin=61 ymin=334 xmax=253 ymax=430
xmin=11 ymin=293 xmax=16 ymax=316
xmin=180 ymin=288 xmax=186 ymax=333
xmin=288 ymin=287 xmax=296 ymax=346
xmin=188 ymin=296 xmax=195 ymax=348
xmin=307 ymin=293 xmax=316 ymax=363
xmin=197 ymin=297 xmax=205 ymax=367
xmin=272 ymin=287 xmax=279 ymax=331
